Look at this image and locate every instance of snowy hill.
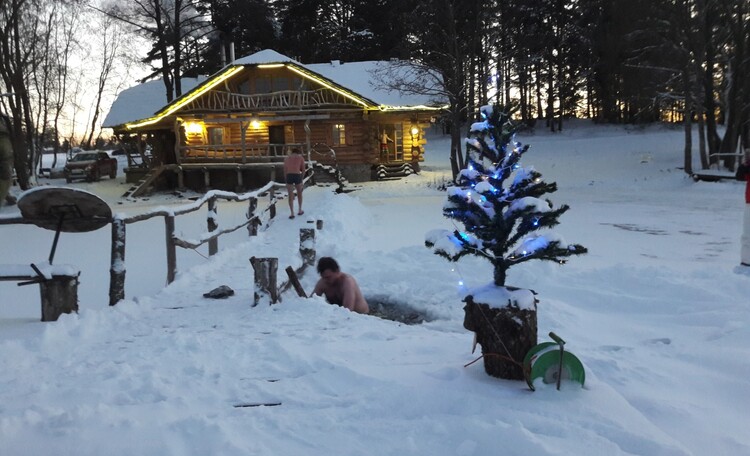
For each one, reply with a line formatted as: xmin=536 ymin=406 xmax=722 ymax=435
xmin=0 ymin=121 xmax=748 ymax=455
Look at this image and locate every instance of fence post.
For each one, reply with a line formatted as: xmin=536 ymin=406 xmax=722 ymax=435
xmin=165 ymin=214 xmax=177 ymax=284
xmin=250 ymin=256 xmax=279 ymax=306
xmin=269 ymin=187 xmax=276 ymax=220
xmin=109 ymin=217 xmax=126 ymax=306
xmin=300 ymin=228 xmax=315 ymax=267
xmin=247 ymin=197 xmax=259 ymax=236
xmin=207 ymin=197 xmax=218 ymax=256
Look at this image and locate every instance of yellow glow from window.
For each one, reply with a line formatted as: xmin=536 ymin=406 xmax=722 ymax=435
xmin=250 ymin=120 xmax=262 ymax=129
xmin=184 ymin=121 xmax=203 ymax=135
xmin=126 ymin=66 xmax=245 ymax=130
xmin=286 ymin=65 xmax=370 ymax=107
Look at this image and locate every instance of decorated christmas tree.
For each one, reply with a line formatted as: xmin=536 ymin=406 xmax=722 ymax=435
xmin=425 ymin=104 xmax=587 ymax=379
xmin=426 ymin=104 xmax=587 ymax=287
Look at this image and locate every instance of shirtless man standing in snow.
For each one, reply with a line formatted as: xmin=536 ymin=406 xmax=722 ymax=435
xmin=283 ymin=148 xmax=305 ymax=219
xmin=313 ymin=257 xmax=369 ymax=314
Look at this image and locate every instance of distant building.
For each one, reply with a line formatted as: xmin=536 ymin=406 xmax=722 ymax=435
xmin=103 ymin=50 xmax=445 ymax=194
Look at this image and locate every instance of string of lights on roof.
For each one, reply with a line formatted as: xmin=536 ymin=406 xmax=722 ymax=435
xmin=125 ymin=62 xmax=445 ymax=130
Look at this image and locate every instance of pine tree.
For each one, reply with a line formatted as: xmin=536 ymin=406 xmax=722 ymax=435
xmin=426 ymin=104 xmax=587 ymax=288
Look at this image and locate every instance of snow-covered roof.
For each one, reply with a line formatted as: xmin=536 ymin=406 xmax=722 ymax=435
xmin=235 ymin=49 xmax=442 ymax=107
xmin=305 ymin=60 xmax=439 ymax=108
xmin=233 ymin=49 xmax=301 ymax=66
xmin=103 ymin=50 xmax=444 ymax=128
xmin=102 ymin=77 xmax=206 ymax=128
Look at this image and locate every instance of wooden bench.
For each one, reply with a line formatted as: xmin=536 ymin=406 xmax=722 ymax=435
xmin=0 ymin=264 xmax=79 ymax=322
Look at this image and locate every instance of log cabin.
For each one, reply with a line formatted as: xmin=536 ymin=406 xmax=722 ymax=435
xmin=103 ymin=49 xmax=446 ymax=195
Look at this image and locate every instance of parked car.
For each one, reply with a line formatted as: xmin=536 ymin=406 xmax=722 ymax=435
xmin=64 ymin=151 xmax=118 ymax=183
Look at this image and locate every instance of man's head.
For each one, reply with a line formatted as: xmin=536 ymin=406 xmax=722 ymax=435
xmin=291 ymin=147 xmax=302 ymax=155
xmin=317 ymin=257 xmax=341 ymax=284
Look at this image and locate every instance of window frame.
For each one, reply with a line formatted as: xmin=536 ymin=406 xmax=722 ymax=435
xmin=332 ymin=123 xmax=346 ymax=146
xmin=206 ymin=126 xmax=225 ymax=145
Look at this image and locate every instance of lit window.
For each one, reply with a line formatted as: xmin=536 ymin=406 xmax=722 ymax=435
xmin=207 ymin=127 xmax=224 ymax=145
xmin=332 ymin=124 xmax=346 ymax=145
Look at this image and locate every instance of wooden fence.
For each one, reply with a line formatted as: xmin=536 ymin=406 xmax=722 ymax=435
xmin=109 ymin=173 xmax=312 ymax=306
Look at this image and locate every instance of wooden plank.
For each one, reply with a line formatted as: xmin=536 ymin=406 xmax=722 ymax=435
xmin=284 ymin=266 xmax=308 ymax=298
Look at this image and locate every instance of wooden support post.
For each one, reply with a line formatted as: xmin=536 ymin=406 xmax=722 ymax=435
xmin=236 ymin=167 xmax=244 ymax=192
xmin=203 ymin=167 xmax=210 ymax=189
xmin=250 ymin=256 xmax=278 ymax=306
xmin=177 ymin=166 xmax=185 ymax=190
xmin=174 ymin=121 xmax=182 ymax=164
xmin=240 ymin=121 xmax=247 ymax=164
xmin=109 ymin=217 xmax=126 ymax=306
xmin=207 ymin=197 xmax=218 ymax=256
xmin=300 ymin=228 xmax=315 ymax=267
xmin=165 ymin=214 xmax=177 ymax=284
xmin=247 ymin=197 xmax=259 ymax=236
xmin=40 ymin=275 xmax=79 ymax=322
xmin=285 ymin=266 xmax=307 ymax=298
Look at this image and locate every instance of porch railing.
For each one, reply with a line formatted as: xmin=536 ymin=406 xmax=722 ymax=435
xmin=180 ymin=89 xmax=362 ymax=112
xmin=179 ymin=143 xmax=305 ymax=163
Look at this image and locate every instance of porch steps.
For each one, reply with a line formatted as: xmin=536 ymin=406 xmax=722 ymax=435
xmin=312 ymin=162 xmax=350 ymax=192
xmin=375 ymin=163 xmax=417 ymax=180
xmin=121 ymin=166 xmax=166 ymax=198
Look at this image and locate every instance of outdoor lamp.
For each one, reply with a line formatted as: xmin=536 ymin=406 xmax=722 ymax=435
xmin=184 ymin=121 xmax=203 ymax=135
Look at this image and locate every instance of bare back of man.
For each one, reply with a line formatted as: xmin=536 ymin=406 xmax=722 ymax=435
xmin=314 ymin=271 xmax=369 ymax=314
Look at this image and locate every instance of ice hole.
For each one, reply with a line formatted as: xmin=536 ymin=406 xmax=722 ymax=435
xmin=366 ymin=295 xmax=433 ymax=325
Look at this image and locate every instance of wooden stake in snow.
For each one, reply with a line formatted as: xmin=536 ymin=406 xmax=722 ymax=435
xmin=285 ymin=266 xmax=307 ymax=298
xmin=250 ymin=256 xmax=278 ymax=306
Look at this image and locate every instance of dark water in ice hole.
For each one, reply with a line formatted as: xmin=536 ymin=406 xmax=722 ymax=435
xmin=366 ymin=296 xmax=433 ymax=325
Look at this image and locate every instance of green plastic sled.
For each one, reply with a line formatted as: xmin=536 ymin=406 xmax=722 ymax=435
xmin=523 ymin=333 xmax=585 ymax=391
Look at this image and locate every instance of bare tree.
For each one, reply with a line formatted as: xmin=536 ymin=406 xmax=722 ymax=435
xmin=49 ymin=1 xmax=80 ymax=166
xmin=0 ymin=0 xmax=45 ymax=189
xmin=372 ymin=0 xmax=481 ymax=180
xmin=101 ymin=0 xmax=211 ymax=102
xmin=82 ymin=15 xmax=121 ymax=149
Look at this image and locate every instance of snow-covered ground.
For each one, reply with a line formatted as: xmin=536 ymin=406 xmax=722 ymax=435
xmin=1 ymin=121 xmax=748 ymax=455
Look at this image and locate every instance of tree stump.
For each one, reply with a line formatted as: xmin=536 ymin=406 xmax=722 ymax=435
xmin=463 ymin=291 xmax=538 ymax=380
xmin=299 ymin=228 xmax=315 ymax=267
xmin=250 ymin=257 xmax=278 ymax=306
xmin=40 ymin=275 xmax=79 ymax=322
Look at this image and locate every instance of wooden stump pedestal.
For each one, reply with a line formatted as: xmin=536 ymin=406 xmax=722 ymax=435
xmin=40 ymin=275 xmax=79 ymax=322
xmin=463 ymin=293 xmax=538 ymax=380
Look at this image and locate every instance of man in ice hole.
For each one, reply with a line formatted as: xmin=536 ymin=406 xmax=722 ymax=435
xmin=313 ymin=257 xmax=369 ymax=314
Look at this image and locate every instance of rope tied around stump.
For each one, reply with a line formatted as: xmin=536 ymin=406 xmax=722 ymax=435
xmin=470 ymin=299 xmax=523 ymax=366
